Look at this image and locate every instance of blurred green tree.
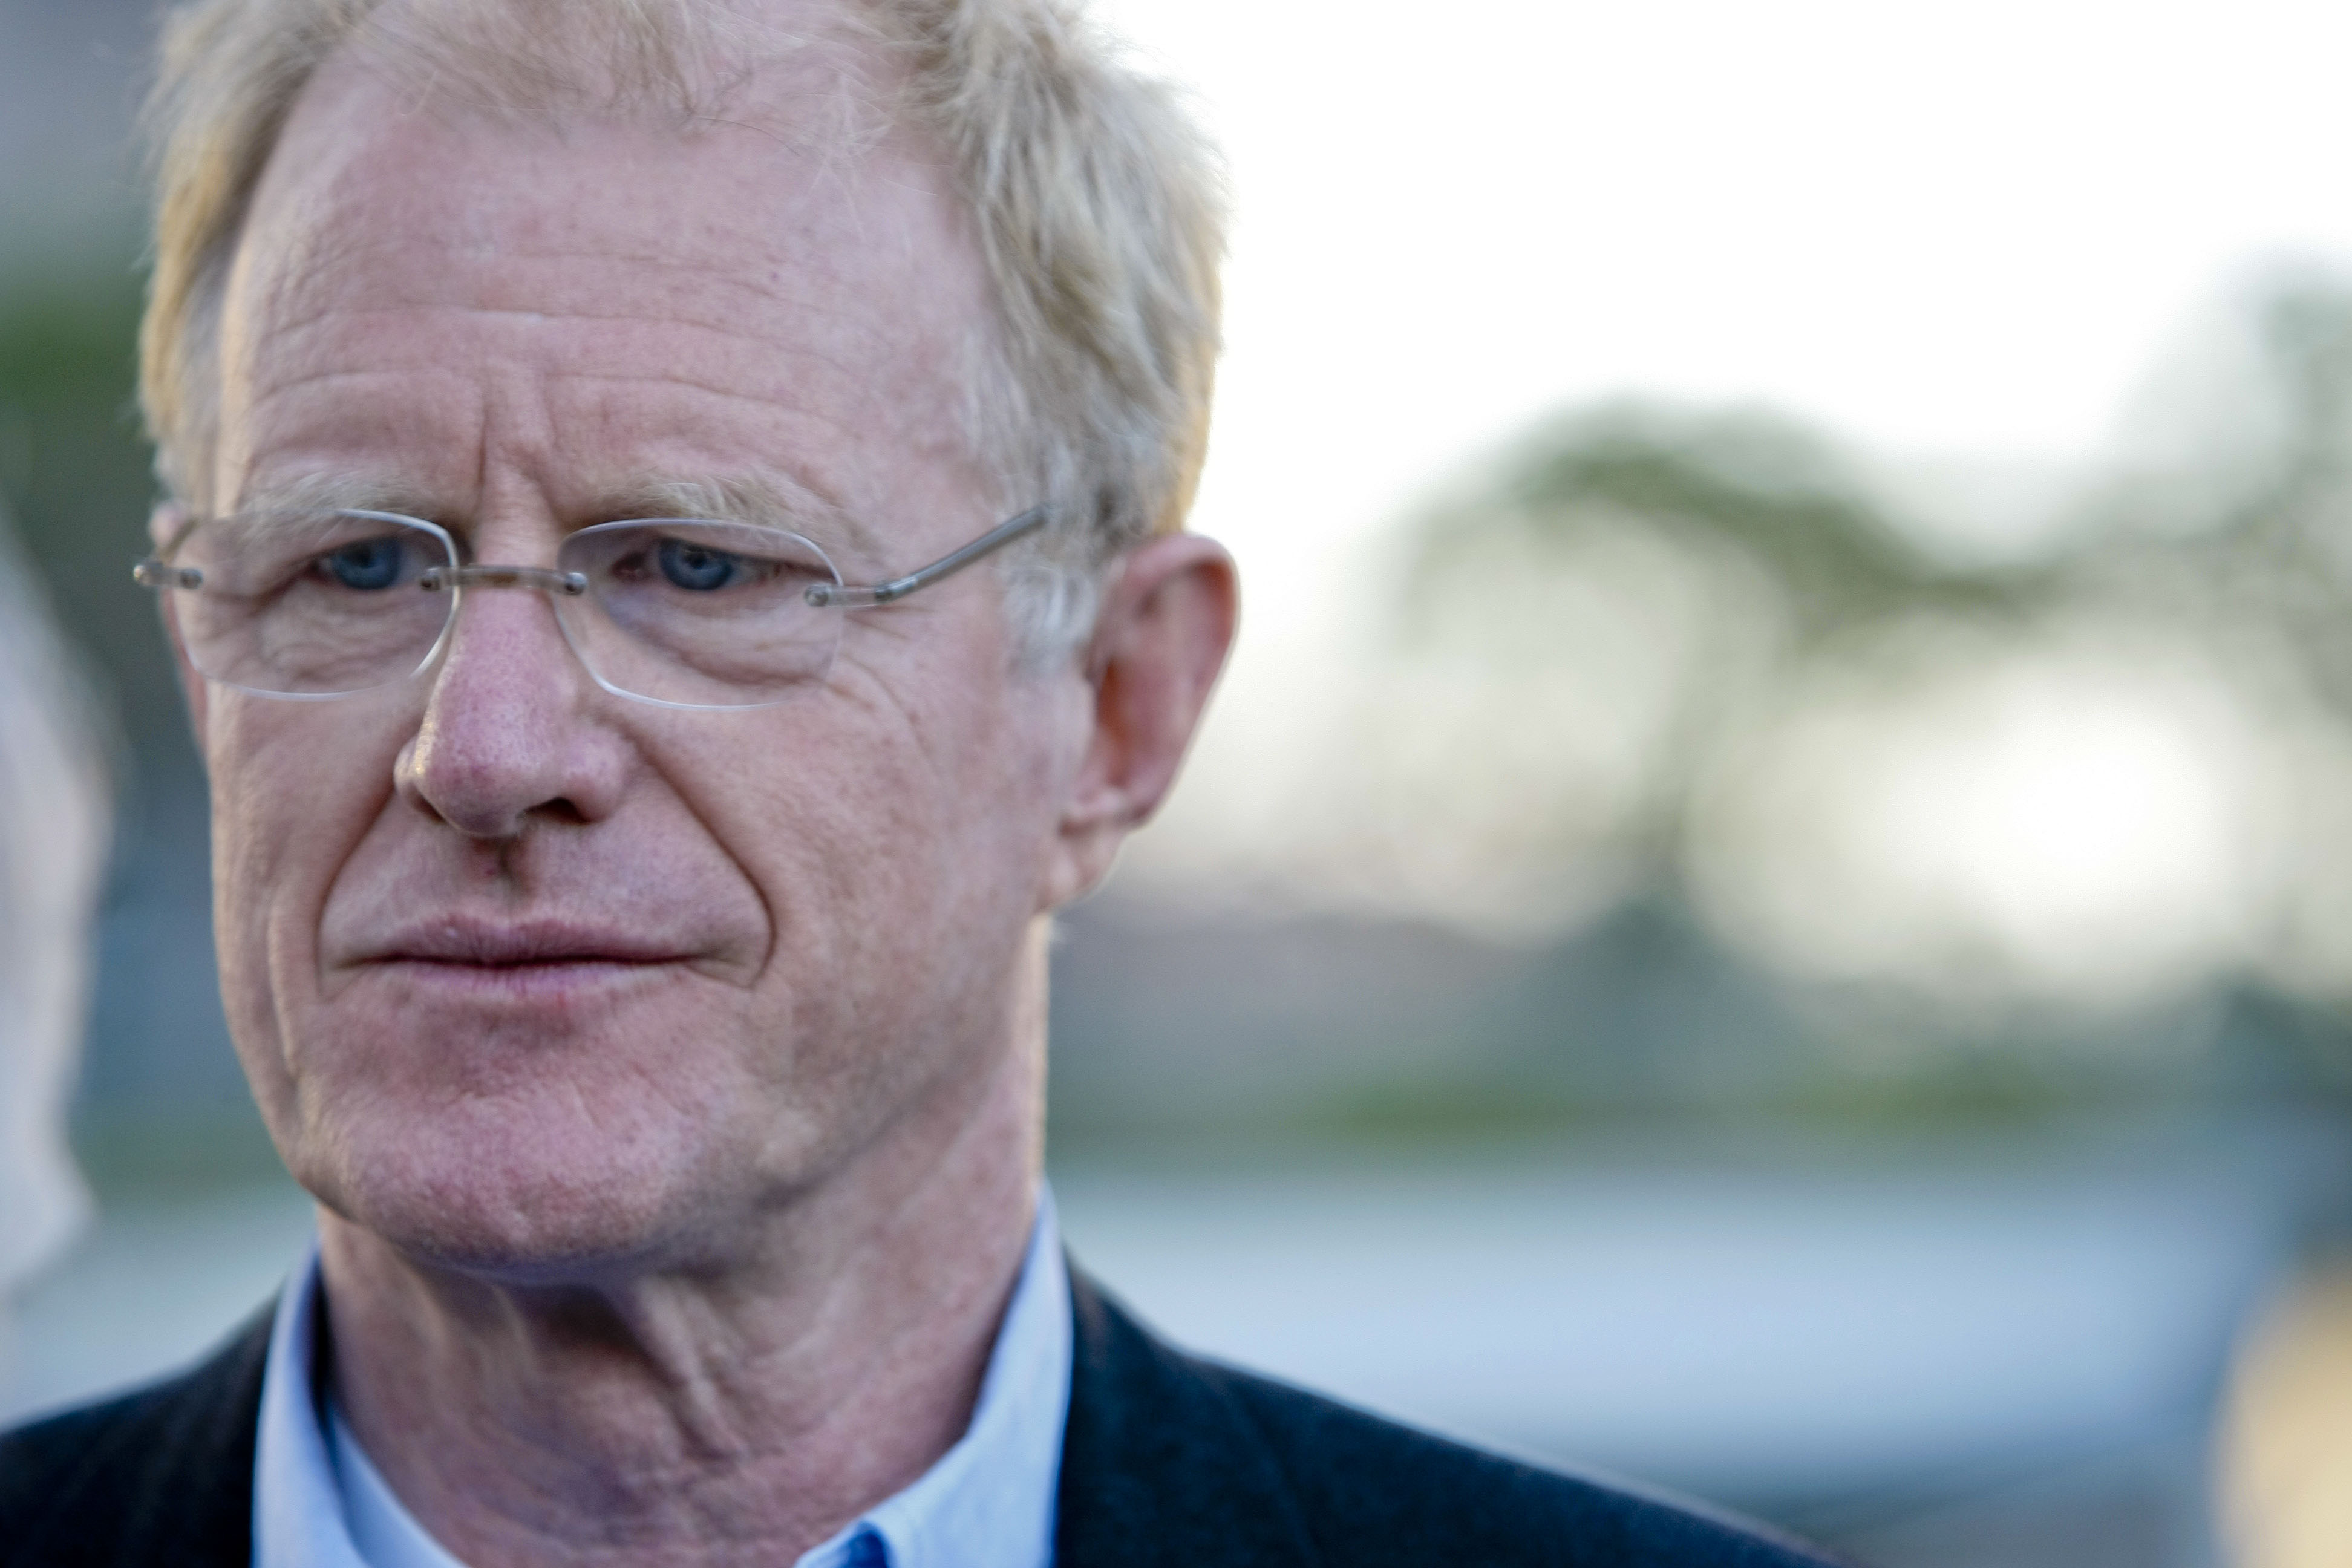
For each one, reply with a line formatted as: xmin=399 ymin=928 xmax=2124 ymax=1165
xmin=1379 ymin=272 xmax=2352 ymax=1054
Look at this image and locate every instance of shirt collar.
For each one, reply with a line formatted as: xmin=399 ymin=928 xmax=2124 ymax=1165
xmin=253 ymin=1189 xmax=1071 ymax=1568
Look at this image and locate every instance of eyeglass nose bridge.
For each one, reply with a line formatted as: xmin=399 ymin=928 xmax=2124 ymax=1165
xmin=411 ymin=558 xmax=622 ymax=710
xmin=420 ymin=563 xmax=589 ymax=596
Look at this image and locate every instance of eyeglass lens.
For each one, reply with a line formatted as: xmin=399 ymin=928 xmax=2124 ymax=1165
xmin=165 ymin=511 xmax=848 ymax=708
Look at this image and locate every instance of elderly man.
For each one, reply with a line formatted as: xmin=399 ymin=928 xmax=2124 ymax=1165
xmin=1 ymin=2 xmax=1832 ymax=1564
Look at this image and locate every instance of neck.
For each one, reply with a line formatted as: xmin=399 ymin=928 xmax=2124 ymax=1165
xmin=318 ymin=975 xmax=1048 ymax=1568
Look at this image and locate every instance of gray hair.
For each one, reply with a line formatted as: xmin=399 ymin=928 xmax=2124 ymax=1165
xmin=140 ymin=0 xmax=1226 ymax=661
xmin=0 ymin=514 xmax=106 ymax=1302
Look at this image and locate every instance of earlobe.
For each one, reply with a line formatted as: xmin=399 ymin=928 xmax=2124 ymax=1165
xmin=1047 ymin=534 xmax=1238 ymax=906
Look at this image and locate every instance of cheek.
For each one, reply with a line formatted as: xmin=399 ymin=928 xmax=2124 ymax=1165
xmin=206 ymin=697 xmax=405 ymax=1014
xmin=697 ymin=648 xmax=1061 ymax=1035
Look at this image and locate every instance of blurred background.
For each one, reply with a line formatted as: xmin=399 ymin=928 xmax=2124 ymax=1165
xmin=13 ymin=1 xmax=2352 ymax=1563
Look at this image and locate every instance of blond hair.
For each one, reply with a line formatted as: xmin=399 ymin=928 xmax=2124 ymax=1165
xmin=140 ymin=0 xmax=1224 ymax=656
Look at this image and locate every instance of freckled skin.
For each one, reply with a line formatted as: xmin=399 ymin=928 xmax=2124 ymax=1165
xmin=169 ymin=19 xmax=1235 ymax=1564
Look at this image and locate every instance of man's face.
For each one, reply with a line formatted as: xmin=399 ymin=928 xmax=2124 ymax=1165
xmin=195 ymin=43 xmax=1078 ymax=1274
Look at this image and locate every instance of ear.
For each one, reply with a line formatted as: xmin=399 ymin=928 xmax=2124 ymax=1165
xmin=1043 ymin=532 xmax=1238 ymax=908
xmin=149 ymin=503 xmax=211 ymax=750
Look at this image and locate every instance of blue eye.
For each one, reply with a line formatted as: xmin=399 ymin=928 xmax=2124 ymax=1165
xmin=324 ymin=537 xmax=404 ymax=591
xmin=658 ymin=538 xmax=740 ymax=591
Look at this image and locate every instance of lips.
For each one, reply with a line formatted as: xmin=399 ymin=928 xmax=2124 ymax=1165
xmin=359 ymin=916 xmax=694 ymax=968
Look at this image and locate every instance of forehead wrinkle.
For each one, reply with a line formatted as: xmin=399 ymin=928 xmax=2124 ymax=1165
xmin=242 ymin=292 xmax=878 ymax=374
xmin=258 ymin=249 xmax=844 ymax=333
xmin=549 ymin=368 xmax=895 ymax=423
xmin=240 ymin=184 xmax=930 ymax=380
xmin=239 ymin=365 xmax=471 ymax=412
xmin=241 ymin=287 xmax=932 ymax=423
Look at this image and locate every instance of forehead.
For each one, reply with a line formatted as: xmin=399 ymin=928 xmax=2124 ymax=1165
xmin=215 ymin=31 xmax=988 ymax=532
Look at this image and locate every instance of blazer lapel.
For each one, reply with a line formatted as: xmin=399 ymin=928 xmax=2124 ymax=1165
xmin=0 ymin=1303 xmax=271 ymax=1568
xmin=1054 ymin=1263 xmax=1322 ymax=1568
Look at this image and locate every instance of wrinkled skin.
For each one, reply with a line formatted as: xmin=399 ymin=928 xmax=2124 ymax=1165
xmin=172 ymin=15 xmax=1235 ymax=1563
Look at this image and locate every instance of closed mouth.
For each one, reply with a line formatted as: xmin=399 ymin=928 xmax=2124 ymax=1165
xmin=364 ymin=918 xmax=693 ymax=969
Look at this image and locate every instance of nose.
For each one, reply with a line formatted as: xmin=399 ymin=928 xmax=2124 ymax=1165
xmin=395 ymin=584 xmax=627 ymax=840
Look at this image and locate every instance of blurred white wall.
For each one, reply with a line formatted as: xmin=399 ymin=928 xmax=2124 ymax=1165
xmin=0 ymin=518 xmax=106 ymax=1316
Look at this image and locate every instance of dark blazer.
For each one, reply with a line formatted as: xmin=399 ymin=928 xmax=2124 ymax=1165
xmin=0 ymin=1265 xmax=1839 ymax=1567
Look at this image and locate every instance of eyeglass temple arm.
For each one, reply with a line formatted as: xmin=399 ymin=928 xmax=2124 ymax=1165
xmin=805 ymin=506 xmax=1050 ymax=609
xmin=131 ymin=510 xmax=206 ymax=588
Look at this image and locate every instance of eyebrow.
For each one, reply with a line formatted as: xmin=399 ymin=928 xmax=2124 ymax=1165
xmin=226 ymin=474 xmax=446 ymax=523
xmin=580 ymin=473 xmax=886 ymax=566
xmin=226 ymin=471 xmax=887 ymax=565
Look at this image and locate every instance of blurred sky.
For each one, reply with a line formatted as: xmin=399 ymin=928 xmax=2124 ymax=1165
xmin=1087 ymin=0 xmax=2352 ymax=935
xmin=1103 ymin=0 xmax=2352 ymax=569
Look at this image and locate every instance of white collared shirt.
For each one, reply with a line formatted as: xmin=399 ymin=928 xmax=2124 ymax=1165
xmin=253 ymin=1191 xmax=1072 ymax=1568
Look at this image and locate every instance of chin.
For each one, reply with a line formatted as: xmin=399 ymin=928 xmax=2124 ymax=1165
xmin=258 ymin=976 xmax=809 ymax=1277
xmin=289 ymin=1075 xmax=760 ymax=1281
